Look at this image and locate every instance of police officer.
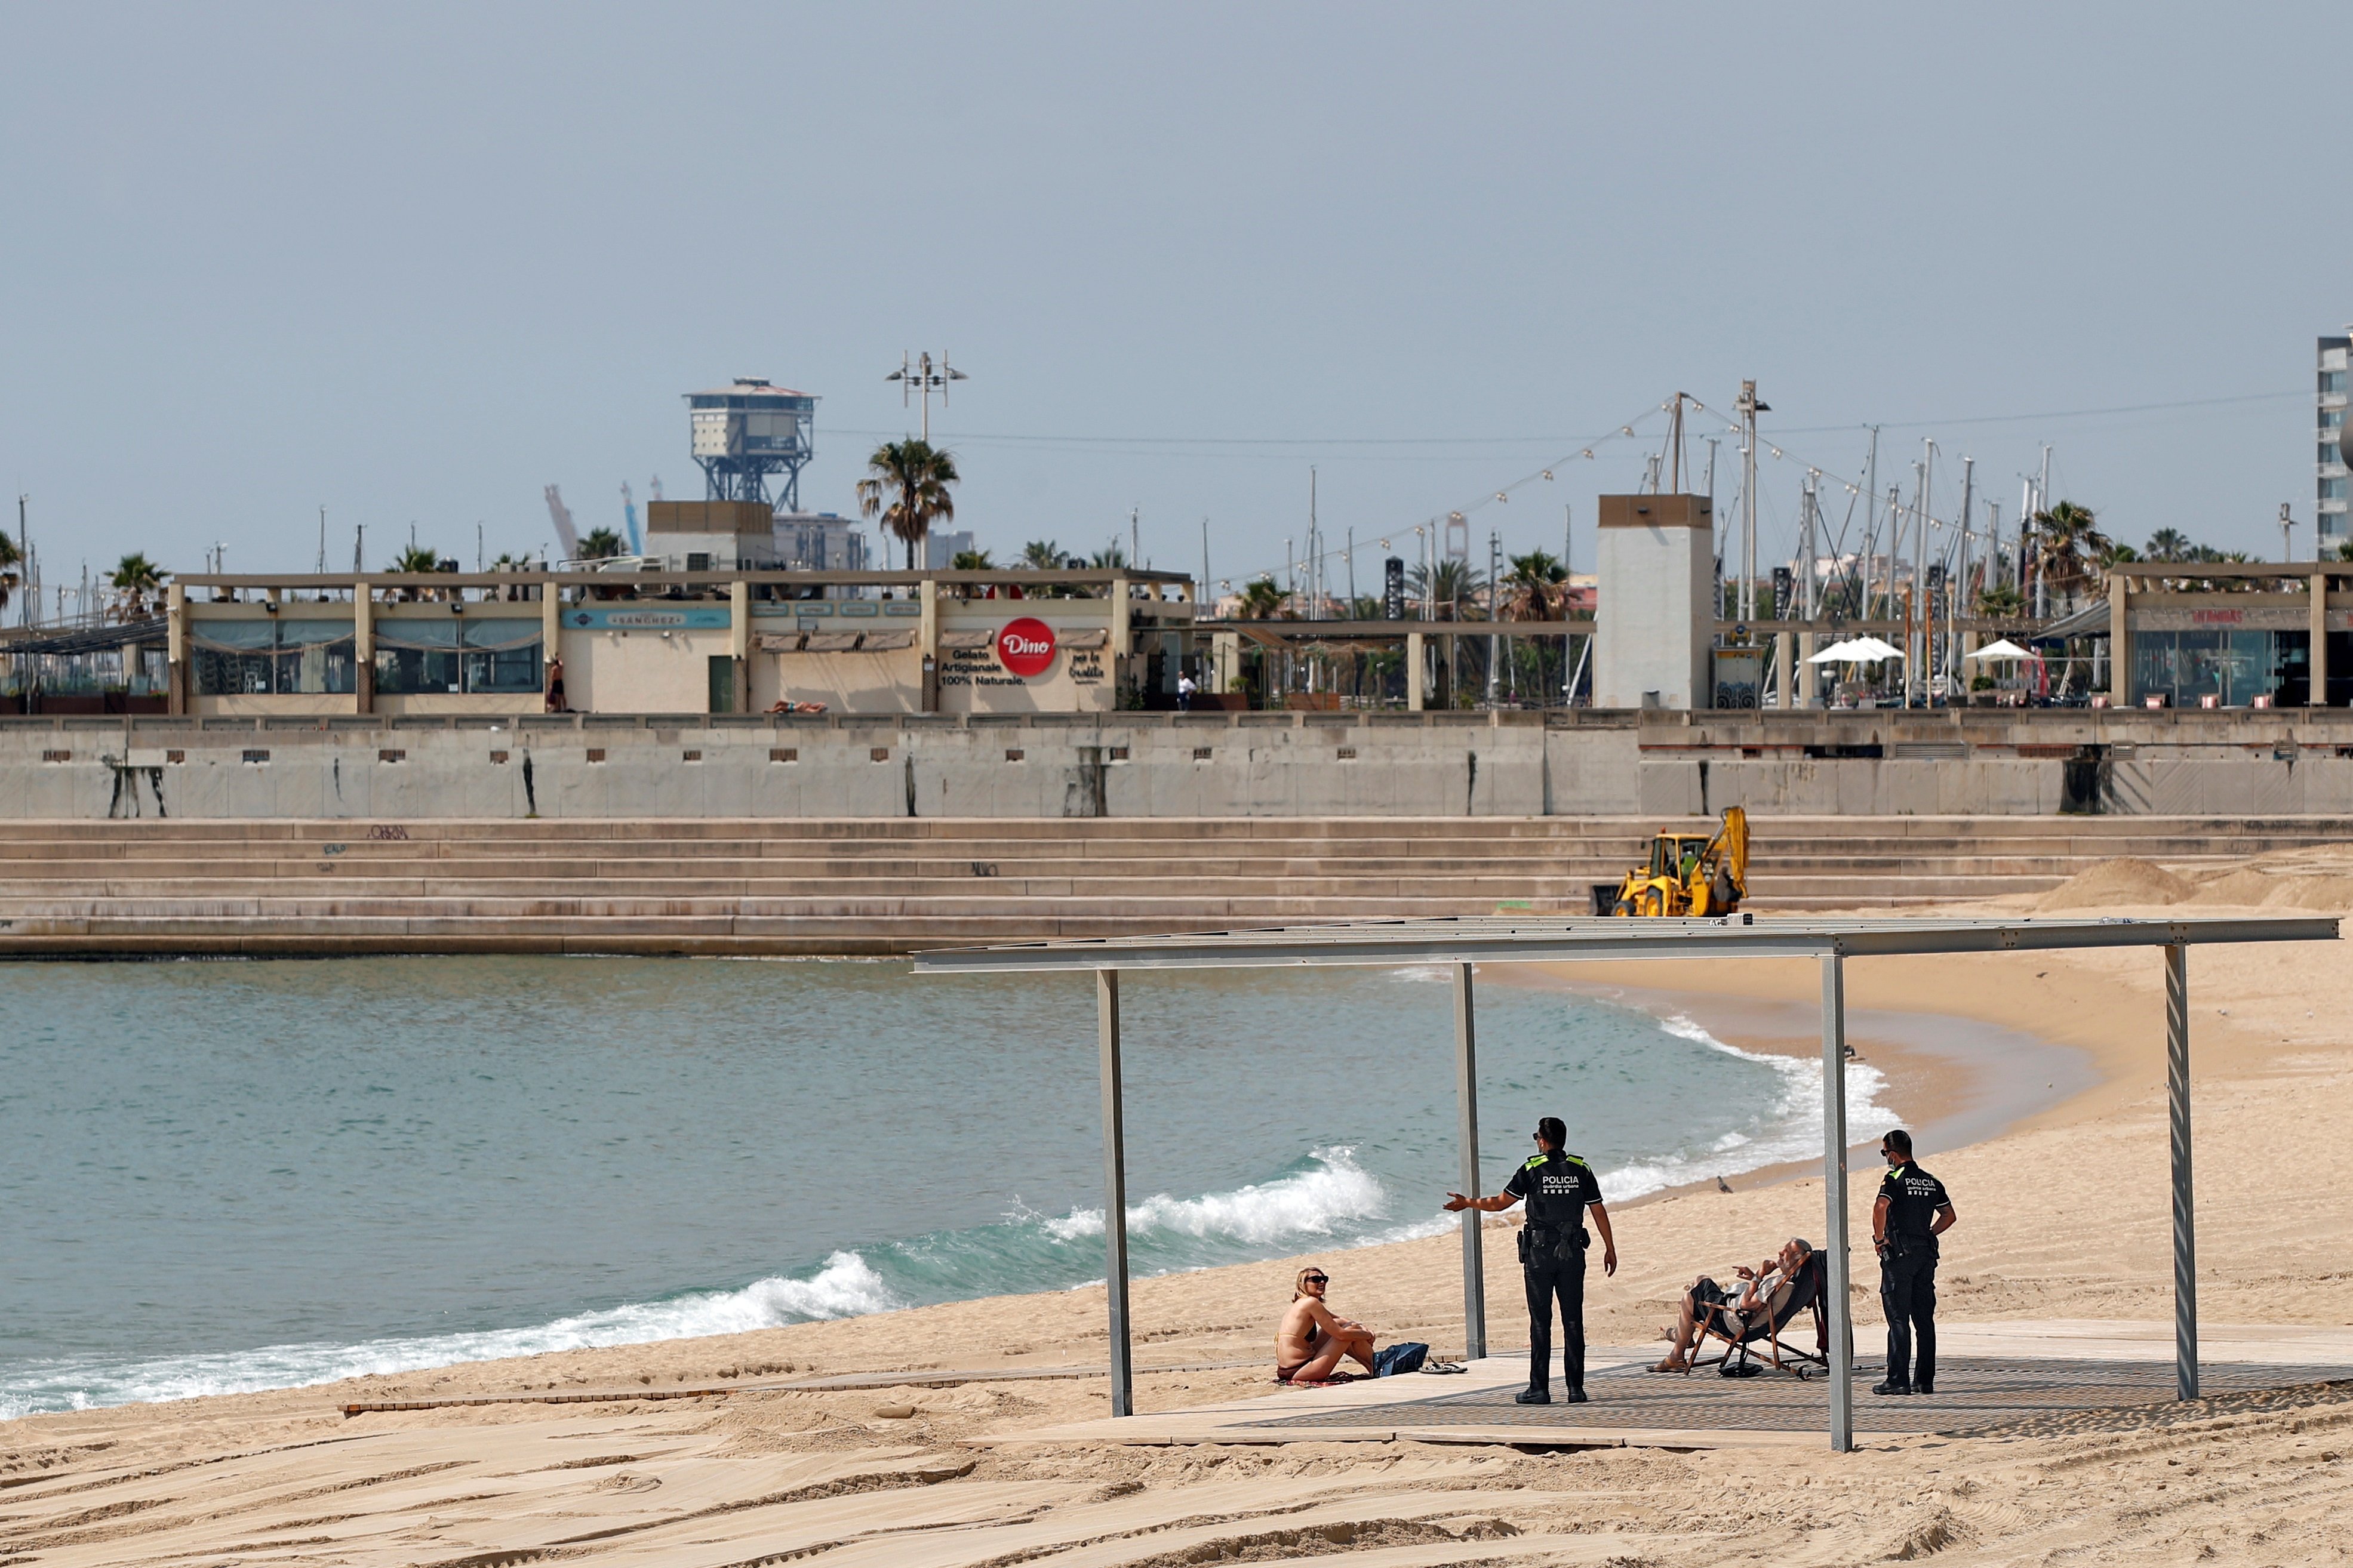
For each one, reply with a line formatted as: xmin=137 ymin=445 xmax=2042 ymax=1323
xmin=1444 ymin=1116 xmax=1617 ymax=1404
xmin=1871 ymin=1127 xmax=1957 ymax=1396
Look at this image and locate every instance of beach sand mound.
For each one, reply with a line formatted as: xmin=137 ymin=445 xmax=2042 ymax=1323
xmin=2189 ymin=867 xmax=2353 ymax=911
xmin=2035 ymin=857 xmax=2194 ymax=910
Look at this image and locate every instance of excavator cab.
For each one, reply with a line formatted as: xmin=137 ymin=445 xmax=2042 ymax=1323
xmin=1597 ymin=806 xmax=1749 ymax=917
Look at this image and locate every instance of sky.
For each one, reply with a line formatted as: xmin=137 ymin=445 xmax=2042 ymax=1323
xmin=2 ymin=3 xmax=2346 ymax=605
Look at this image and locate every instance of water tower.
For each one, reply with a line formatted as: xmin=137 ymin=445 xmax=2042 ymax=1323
xmin=685 ymin=378 xmax=817 ymax=510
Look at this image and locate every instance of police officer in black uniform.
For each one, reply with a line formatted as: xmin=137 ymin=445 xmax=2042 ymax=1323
xmin=1444 ymin=1116 xmax=1617 ymax=1404
xmin=1871 ymin=1127 xmax=1956 ymax=1396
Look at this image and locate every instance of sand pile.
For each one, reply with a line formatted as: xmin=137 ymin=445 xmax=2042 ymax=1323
xmin=2188 ymin=867 xmax=2353 ymax=910
xmin=2034 ymin=856 xmax=2193 ymax=910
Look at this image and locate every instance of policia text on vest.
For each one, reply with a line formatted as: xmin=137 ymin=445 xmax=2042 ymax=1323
xmin=1871 ymin=1126 xmax=1958 ymax=1397
xmin=1445 ymin=1116 xmax=1619 ymax=1405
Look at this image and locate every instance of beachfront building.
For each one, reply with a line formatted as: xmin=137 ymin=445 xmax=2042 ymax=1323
xmin=2102 ymin=558 xmax=2353 ymax=708
xmin=130 ymin=566 xmax=1197 ymax=719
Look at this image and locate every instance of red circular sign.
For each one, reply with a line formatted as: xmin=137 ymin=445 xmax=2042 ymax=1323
xmin=995 ymin=617 xmax=1057 ymax=677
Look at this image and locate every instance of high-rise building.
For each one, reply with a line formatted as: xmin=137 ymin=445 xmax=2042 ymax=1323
xmin=923 ymin=531 xmax=977 ymax=569
xmin=773 ymin=513 xmax=872 ymax=572
xmin=2320 ymin=334 xmax=2349 ymax=549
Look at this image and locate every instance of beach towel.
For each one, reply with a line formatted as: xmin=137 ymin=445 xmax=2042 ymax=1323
xmin=1373 ymin=1342 xmax=1430 ymax=1377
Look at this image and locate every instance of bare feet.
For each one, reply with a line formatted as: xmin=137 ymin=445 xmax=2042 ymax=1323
xmin=1650 ymin=1356 xmax=1689 ymax=1373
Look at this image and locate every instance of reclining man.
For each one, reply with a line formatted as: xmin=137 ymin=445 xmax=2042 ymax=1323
xmin=1650 ymin=1236 xmax=1814 ymax=1373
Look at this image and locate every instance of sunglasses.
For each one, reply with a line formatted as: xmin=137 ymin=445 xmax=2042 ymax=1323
xmin=1303 ymin=1274 xmax=1328 ymax=1284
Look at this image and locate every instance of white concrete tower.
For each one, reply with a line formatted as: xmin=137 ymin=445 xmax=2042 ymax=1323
xmin=1594 ymin=493 xmax=1715 ymax=709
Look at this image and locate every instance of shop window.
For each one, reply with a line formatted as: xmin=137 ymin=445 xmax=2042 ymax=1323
xmin=192 ymin=618 xmax=356 ymax=695
xmin=376 ymin=617 xmax=541 ymax=695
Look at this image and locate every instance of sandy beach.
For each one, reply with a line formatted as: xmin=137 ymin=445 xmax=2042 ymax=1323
xmin=8 ymin=865 xmax=2353 ymax=1566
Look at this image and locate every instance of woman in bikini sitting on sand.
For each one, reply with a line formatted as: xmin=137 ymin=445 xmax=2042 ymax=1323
xmin=1277 ymin=1266 xmax=1377 ymax=1384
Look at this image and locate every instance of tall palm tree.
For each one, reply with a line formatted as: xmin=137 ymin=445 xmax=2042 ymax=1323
xmin=106 ymin=553 xmax=168 ymax=620
xmin=2029 ymin=500 xmax=2110 ymax=601
xmin=1020 ymin=540 xmax=1066 ymax=569
xmin=949 ymin=549 xmax=995 ymax=570
xmin=1090 ymin=541 xmax=1130 ymax=569
xmin=0 ymin=531 xmax=21 ymax=617
xmin=576 ymin=528 xmax=624 ymax=561
xmin=1974 ymin=584 xmax=2026 ymax=619
xmin=857 ymin=439 xmax=959 ymax=569
xmin=1502 ymin=550 xmax=1567 ymax=620
xmin=1409 ymin=560 xmax=1485 ymax=620
xmin=2145 ymin=527 xmax=2192 ymax=562
xmin=390 ymin=544 xmax=442 ymax=573
xmin=1236 ymin=575 xmax=1290 ymax=619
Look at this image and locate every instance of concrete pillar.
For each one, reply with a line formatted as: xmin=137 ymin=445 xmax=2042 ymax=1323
xmin=729 ymin=579 xmax=751 ymax=713
xmin=1773 ymin=631 xmax=1793 ymax=709
xmin=2109 ymin=574 xmax=2130 ymax=707
xmin=165 ymin=581 xmax=186 ymax=716
xmin=1797 ymin=631 xmax=1818 ymax=707
xmin=355 ymin=583 xmax=375 ymax=715
xmin=919 ymin=578 xmax=940 ymax=713
xmin=538 ymin=572 xmax=559 ymax=705
xmin=2312 ymin=572 xmax=2330 ymax=707
xmin=1111 ymin=576 xmax=1131 ymax=701
xmin=1407 ymin=630 xmax=1426 ymax=711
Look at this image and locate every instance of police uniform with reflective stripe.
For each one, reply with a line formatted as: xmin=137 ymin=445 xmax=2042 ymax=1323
xmin=1505 ymin=1149 xmax=1604 ymax=1397
xmin=1878 ymin=1159 xmax=1950 ymax=1392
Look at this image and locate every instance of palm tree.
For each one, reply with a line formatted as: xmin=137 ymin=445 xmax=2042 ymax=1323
xmin=1409 ymin=560 xmax=1485 ymax=620
xmin=2029 ymin=500 xmax=2110 ymax=602
xmin=1974 ymin=584 xmax=2026 ymax=619
xmin=0 ymin=531 xmax=21 ymax=618
xmin=1090 ymin=541 xmax=1130 ymax=569
xmin=2145 ymin=527 xmax=2193 ymax=562
xmin=390 ymin=544 xmax=442 ymax=573
xmin=1236 ymin=575 xmax=1290 ymax=619
xmin=949 ymin=549 xmax=995 ymax=570
xmin=106 ymin=553 xmax=168 ymax=620
xmin=1020 ymin=540 xmax=1066 ymax=569
xmin=576 ymin=528 xmax=625 ymax=561
xmin=856 ymin=439 xmax=959 ymax=569
xmin=1502 ymin=550 xmax=1567 ymax=620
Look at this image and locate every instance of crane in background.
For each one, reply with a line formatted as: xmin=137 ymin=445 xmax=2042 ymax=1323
xmin=543 ymin=485 xmax=580 ymax=562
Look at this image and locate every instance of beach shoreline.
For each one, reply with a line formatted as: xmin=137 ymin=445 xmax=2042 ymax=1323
xmin=7 ymin=897 xmax=2351 ymax=1567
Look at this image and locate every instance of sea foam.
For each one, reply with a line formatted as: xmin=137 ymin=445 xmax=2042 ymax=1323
xmin=0 ymin=1250 xmax=897 ymax=1420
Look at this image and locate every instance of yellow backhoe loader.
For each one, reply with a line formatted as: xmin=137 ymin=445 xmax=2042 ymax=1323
xmin=1594 ymin=806 xmax=1749 ymax=917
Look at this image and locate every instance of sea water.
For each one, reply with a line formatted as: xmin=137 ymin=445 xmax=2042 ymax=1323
xmin=0 ymin=957 xmax=1888 ymax=1416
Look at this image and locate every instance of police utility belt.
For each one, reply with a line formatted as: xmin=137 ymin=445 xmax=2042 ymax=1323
xmin=1879 ymin=1232 xmax=1938 ymax=1259
xmin=1518 ymin=1223 xmax=1589 ymax=1262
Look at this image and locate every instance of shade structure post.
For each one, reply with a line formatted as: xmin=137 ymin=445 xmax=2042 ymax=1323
xmin=1451 ymin=962 xmax=1487 ymax=1360
xmin=2167 ymin=942 xmax=2198 ymax=1401
xmin=1821 ymin=951 xmax=1853 ymax=1453
xmin=1097 ymin=968 xmax=1133 ymax=1418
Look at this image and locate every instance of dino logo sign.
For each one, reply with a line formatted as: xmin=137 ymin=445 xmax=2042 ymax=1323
xmin=995 ymin=617 xmax=1057 ymax=677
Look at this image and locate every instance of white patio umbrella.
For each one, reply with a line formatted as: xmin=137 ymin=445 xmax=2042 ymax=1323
xmin=1805 ymin=637 xmax=1861 ymax=663
xmin=1825 ymin=635 xmax=1904 ymax=662
xmin=1966 ymin=637 xmax=2032 ymax=661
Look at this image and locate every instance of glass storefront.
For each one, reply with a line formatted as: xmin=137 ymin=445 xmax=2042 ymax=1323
xmin=192 ymin=620 xmax=357 ymax=695
xmin=374 ymin=617 xmax=542 ymax=695
xmin=2130 ymin=629 xmax=2305 ymax=708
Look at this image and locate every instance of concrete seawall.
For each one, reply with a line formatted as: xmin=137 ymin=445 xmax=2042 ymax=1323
xmin=11 ymin=708 xmax=2353 ymax=820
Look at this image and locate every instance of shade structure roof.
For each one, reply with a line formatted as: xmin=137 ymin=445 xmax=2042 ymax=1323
xmin=911 ymin=913 xmax=2336 ymax=975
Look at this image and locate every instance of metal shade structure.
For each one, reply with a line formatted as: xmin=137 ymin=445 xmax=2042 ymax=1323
xmin=914 ymin=913 xmax=2336 ymax=1451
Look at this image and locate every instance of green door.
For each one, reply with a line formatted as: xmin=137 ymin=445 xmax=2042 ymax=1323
xmin=707 ymin=655 xmax=734 ymax=714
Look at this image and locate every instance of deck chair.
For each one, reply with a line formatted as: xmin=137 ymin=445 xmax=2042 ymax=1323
xmin=1687 ymin=1250 xmax=1829 ymax=1379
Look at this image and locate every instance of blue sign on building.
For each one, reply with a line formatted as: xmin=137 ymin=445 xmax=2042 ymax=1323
xmin=564 ymin=606 xmax=734 ymax=631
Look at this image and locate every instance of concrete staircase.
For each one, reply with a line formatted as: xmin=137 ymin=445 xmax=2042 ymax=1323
xmin=1 ymin=815 xmax=2346 ymax=957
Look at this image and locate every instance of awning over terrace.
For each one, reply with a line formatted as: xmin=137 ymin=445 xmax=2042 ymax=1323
xmin=914 ymin=914 xmax=2337 ymax=1451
